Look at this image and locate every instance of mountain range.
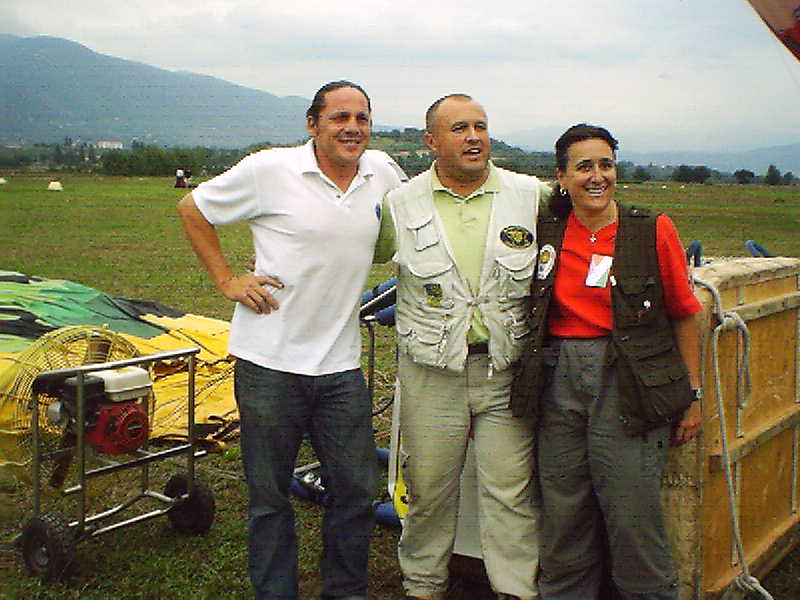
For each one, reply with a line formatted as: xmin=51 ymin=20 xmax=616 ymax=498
xmin=1 ymin=33 xmax=798 ymax=174
xmin=0 ymin=34 xmax=309 ymax=148
xmin=619 ymin=146 xmax=800 ymax=177
xmin=501 ymin=128 xmax=800 ymax=177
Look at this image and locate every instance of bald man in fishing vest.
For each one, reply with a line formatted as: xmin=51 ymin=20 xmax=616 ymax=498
xmin=375 ymin=93 xmax=549 ymax=600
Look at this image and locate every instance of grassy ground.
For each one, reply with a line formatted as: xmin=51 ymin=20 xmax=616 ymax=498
xmin=1 ymin=172 xmax=800 ymax=598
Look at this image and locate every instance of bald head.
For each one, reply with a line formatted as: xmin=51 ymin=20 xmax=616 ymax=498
xmin=425 ymin=93 xmax=474 ymax=133
xmin=423 ymin=94 xmax=490 ymax=196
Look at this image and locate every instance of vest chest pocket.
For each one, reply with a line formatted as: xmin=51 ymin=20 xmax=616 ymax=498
xmin=407 ymin=260 xmax=456 ymax=310
xmin=405 ymin=212 xmax=439 ymax=252
xmin=494 ymin=251 xmax=537 ymax=300
xmin=614 ymin=276 xmax=660 ymax=326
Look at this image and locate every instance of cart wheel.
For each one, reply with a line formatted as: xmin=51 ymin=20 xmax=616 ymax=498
xmin=164 ymin=472 xmax=215 ymax=534
xmin=19 ymin=512 xmax=74 ymax=582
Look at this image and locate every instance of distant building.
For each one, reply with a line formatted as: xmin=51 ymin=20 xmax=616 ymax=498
xmin=394 ymin=149 xmax=433 ymax=157
xmin=95 ymin=141 xmax=123 ymax=150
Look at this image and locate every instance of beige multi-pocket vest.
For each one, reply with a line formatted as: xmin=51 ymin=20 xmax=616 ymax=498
xmin=386 ymin=166 xmax=541 ymax=374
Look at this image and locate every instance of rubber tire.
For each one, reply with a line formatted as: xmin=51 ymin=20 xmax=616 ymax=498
xmin=164 ymin=472 xmax=215 ymax=534
xmin=20 ymin=512 xmax=74 ymax=582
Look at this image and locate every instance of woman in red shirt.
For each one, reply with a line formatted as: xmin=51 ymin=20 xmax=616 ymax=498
xmin=534 ymin=124 xmax=702 ymax=600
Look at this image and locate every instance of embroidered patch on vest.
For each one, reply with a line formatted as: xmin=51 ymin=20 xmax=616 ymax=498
xmin=537 ymin=244 xmax=556 ymax=280
xmin=423 ymin=283 xmax=443 ymax=307
xmin=499 ymin=226 xmax=534 ymax=249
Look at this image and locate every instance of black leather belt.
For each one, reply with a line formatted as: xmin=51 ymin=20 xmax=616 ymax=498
xmin=467 ymin=342 xmax=489 ymax=355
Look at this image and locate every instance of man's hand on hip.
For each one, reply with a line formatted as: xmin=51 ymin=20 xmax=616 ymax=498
xmin=221 ymin=273 xmax=283 ymax=314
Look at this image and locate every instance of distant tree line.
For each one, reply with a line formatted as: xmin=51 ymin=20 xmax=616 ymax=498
xmin=101 ymin=142 xmax=245 ymax=177
xmin=671 ymin=165 xmax=713 ymax=184
xmin=0 ymin=137 xmax=795 ymax=187
xmin=0 ymin=142 xmax=96 ymax=169
xmin=393 ymin=152 xmax=433 ymax=177
xmin=732 ymin=165 xmax=794 ymax=185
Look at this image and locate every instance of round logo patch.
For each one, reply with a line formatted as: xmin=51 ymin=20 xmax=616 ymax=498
xmin=537 ymin=244 xmax=556 ymax=280
xmin=499 ymin=226 xmax=534 ymax=249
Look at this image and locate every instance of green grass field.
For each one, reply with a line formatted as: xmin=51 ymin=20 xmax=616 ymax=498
xmin=1 ymin=172 xmax=799 ymax=599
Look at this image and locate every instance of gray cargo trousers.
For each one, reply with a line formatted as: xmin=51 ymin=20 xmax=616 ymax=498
xmin=537 ymin=337 xmax=678 ymax=600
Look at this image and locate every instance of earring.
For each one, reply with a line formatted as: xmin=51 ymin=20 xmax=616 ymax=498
xmin=559 ymin=187 xmax=568 ymax=197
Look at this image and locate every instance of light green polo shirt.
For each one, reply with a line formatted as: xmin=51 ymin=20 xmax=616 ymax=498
xmin=375 ymin=162 xmax=551 ymax=343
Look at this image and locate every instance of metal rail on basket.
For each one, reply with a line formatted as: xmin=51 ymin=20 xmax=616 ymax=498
xmin=359 ymin=283 xmax=397 ymax=417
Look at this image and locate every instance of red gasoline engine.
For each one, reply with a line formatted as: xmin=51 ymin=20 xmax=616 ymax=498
xmin=45 ymin=366 xmax=151 ymax=456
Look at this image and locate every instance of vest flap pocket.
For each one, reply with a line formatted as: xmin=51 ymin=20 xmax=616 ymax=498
xmin=495 ymin=251 xmax=536 ymax=280
xmin=618 ymin=276 xmax=656 ymax=295
xmin=396 ymin=321 xmax=446 ymax=369
xmin=414 ymin=328 xmax=445 ymax=345
xmin=397 ymin=320 xmax=444 ymax=344
xmin=405 ymin=211 xmax=433 ymax=230
xmin=619 ymin=334 xmax=673 ymax=359
xmin=639 ymin=361 xmax=686 ymax=387
xmin=405 ymin=212 xmax=438 ymax=251
xmin=407 ymin=260 xmax=453 ymax=279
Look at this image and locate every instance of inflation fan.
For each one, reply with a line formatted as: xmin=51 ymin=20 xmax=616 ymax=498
xmin=0 ymin=325 xmax=214 ymax=582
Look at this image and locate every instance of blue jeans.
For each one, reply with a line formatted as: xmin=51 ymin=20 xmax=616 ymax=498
xmin=234 ymin=359 xmax=378 ymax=600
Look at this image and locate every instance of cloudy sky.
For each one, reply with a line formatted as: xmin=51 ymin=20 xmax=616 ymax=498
xmin=3 ymin=0 xmax=799 ymax=153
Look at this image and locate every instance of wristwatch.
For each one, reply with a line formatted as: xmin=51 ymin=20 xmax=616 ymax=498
xmin=691 ymin=388 xmax=703 ymax=401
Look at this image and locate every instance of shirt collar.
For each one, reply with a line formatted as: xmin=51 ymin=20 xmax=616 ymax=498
xmin=298 ymin=138 xmax=375 ymax=180
xmin=430 ymin=161 xmax=500 ymax=199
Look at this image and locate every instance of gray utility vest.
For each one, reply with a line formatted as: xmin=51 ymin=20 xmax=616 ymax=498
xmin=387 ymin=167 xmax=540 ymax=374
xmin=510 ymin=204 xmax=692 ymax=435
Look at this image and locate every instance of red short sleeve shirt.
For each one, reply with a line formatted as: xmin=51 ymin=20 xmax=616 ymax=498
xmin=547 ymin=212 xmax=702 ymax=338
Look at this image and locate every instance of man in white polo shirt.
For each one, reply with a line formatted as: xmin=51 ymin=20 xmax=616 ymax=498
xmin=178 ymin=80 xmax=405 ymax=600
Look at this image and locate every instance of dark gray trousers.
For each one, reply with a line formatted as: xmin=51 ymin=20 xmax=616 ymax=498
xmin=537 ymin=338 xmax=678 ymax=600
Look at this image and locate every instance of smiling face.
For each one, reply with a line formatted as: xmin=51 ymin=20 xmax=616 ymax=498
xmin=424 ymin=96 xmax=490 ymax=194
xmin=557 ymin=137 xmax=617 ymax=221
xmin=306 ymin=86 xmax=371 ymax=176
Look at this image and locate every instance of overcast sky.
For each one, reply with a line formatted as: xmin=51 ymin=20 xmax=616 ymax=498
xmin=3 ymin=0 xmax=799 ymax=153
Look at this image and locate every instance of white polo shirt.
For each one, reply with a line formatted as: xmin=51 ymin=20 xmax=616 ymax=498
xmin=193 ymin=139 xmax=406 ymax=375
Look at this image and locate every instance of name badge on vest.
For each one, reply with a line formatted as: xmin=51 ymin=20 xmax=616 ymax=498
xmin=586 ymin=254 xmax=613 ymax=288
xmin=537 ymin=244 xmax=556 ymax=280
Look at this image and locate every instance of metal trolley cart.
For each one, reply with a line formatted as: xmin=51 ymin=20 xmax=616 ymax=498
xmin=15 ymin=347 xmax=214 ymax=582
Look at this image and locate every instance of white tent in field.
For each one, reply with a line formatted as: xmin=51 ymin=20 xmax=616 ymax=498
xmin=47 ymin=181 xmax=63 ymax=191
xmin=0 ymin=178 xmax=8 ymax=185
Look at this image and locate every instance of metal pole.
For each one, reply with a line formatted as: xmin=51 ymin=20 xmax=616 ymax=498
xmin=367 ymin=320 xmax=376 ymax=404
xmin=76 ymin=372 xmax=87 ymax=534
xmin=31 ymin=389 xmax=41 ymax=516
xmin=187 ymin=353 xmax=196 ymax=493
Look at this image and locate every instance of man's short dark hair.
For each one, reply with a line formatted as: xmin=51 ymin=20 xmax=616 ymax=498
xmin=306 ymin=80 xmax=372 ymax=123
xmin=425 ymin=93 xmax=473 ymax=132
